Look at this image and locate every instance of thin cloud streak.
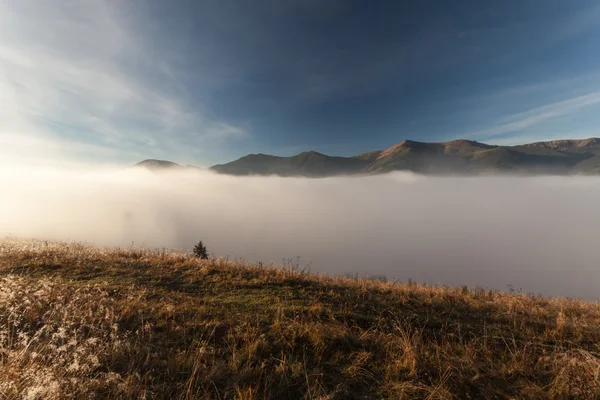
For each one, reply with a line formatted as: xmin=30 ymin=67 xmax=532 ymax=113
xmin=470 ymin=92 xmax=600 ymax=142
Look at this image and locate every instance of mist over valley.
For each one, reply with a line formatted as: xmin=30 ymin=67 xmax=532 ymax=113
xmin=3 ymin=165 xmax=600 ymax=299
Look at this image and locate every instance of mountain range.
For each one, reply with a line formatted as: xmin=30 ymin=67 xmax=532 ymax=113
xmin=135 ymin=137 xmax=600 ymax=176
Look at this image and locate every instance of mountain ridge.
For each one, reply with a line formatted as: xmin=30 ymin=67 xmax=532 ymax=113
xmin=135 ymin=137 xmax=600 ymax=176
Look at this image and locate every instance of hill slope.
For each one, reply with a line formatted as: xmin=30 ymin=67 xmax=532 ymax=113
xmin=361 ymin=138 xmax=598 ymax=174
xmin=1 ymin=240 xmax=599 ymax=399
xmin=210 ymin=151 xmax=370 ymax=177
xmin=136 ymin=137 xmax=600 ymax=176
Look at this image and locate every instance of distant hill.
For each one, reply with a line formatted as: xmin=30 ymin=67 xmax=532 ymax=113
xmin=133 ymin=159 xmax=202 ymax=172
xmin=135 ymin=137 xmax=600 ymax=176
xmin=210 ymin=151 xmax=370 ymax=177
xmin=134 ymin=159 xmax=183 ymax=170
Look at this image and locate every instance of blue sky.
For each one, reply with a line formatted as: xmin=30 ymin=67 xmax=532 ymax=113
xmin=2 ymin=0 xmax=600 ymax=166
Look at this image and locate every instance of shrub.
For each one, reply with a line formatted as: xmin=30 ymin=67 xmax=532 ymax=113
xmin=193 ymin=240 xmax=208 ymax=259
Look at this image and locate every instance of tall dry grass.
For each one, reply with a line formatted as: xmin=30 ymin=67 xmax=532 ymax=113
xmin=1 ymin=239 xmax=599 ymax=399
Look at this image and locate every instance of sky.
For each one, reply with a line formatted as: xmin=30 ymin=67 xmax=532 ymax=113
xmin=2 ymin=0 xmax=600 ymax=166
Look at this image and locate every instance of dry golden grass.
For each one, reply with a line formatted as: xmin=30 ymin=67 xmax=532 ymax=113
xmin=1 ymin=239 xmax=600 ymax=399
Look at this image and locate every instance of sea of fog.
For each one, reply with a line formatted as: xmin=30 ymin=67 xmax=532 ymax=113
xmin=2 ymin=166 xmax=600 ymax=299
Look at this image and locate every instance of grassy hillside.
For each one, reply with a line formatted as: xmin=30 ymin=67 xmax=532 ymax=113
xmin=1 ymin=240 xmax=600 ymax=399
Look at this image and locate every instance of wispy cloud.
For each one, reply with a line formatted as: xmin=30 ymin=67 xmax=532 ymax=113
xmin=0 ymin=1 xmax=248 ymax=166
xmin=469 ymin=92 xmax=600 ymax=142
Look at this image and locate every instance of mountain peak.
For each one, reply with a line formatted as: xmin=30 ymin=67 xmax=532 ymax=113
xmin=134 ymin=159 xmax=181 ymax=170
xmin=444 ymin=139 xmax=496 ymax=155
xmin=136 ymin=137 xmax=600 ymax=177
xmin=377 ymin=140 xmax=412 ymax=159
xmin=576 ymin=138 xmax=600 ymax=148
xmin=377 ymin=140 xmax=443 ymax=159
xmin=296 ymin=151 xmax=326 ymax=157
xmin=524 ymin=138 xmax=600 ymax=151
xmin=445 ymin=139 xmax=488 ymax=146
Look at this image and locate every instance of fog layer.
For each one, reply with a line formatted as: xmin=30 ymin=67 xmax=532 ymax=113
xmin=2 ymin=166 xmax=600 ymax=299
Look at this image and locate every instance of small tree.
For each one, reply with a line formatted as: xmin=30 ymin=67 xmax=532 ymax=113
xmin=193 ymin=240 xmax=208 ymax=259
